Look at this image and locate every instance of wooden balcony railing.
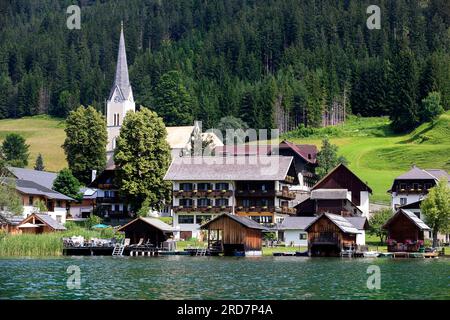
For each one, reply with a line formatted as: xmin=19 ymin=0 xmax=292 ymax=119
xmin=310 ymin=233 xmax=339 ymax=244
xmin=173 ymin=206 xmax=232 ymax=213
xmin=96 ymin=197 xmax=123 ymax=204
xmin=173 ymin=190 xmax=233 ymax=198
xmin=275 ymin=190 xmax=296 ymax=200
xmin=235 ymin=206 xmax=275 ymax=213
xmin=275 ymin=206 xmax=296 ymax=215
xmin=235 ymin=190 xmax=275 ymax=197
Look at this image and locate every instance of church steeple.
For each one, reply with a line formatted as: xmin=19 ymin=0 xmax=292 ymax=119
xmin=108 ymin=21 xmax=133 ymax=102
xmin=106 ymin=22 xmax=135 ymax=167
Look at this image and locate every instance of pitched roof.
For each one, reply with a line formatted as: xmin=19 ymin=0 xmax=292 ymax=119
xmin=277 ymin=140 xmax=317 ymax=164
xmin=278 ymin=216 xmax=317 ymax=230
xmin=164 ymin=155 xmax=295 ymax=181
xmin=310 ymin=189 xmax=348 ymax=200
xmin=214 ymin=144 xmax=273 ymax=156
xmin=345 ymin=216 xmax=369 ymax=230
xmin=200 ymin=213 xmax=267 ymax=230
xmin=383 ymin=209 xmax=430 ymax=231
xmin=109 ymin=24 xmax=133 ymax=101
xmin=117 ymin=217 xmax=175 ymax=233
xmin=14 ymin=179 xmax=74 ymax=201
xmin=311 ymin=163 xmax=372 ymax=193
xmin=0 ymin=214 xmax=23 ymax=226
xmin=305 ymin=213 xmax=360 ymax=234
xmin=399 ymin=199 xmax=423 ymax=210
xmin=424 ymin=169 xmax=450 ymax=181
xmin=7 ymin=167 xmax=57 ymax=189
xmin=19 ymin=213 xmax=66 ymax=230
xmin=394 ymin=166 xmax=439 ymax=180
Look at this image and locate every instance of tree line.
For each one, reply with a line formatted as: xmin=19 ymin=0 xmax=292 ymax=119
xmin=0 ymin=0 xmax=449 ymax=133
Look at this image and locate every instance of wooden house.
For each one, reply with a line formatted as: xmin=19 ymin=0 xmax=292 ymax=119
xmin=17 ymin=213 xmax=66 ymax=234
xmin=117 ymin=217 xmax=175 ymax=246
xmin=383 ymin=209 xmax=431 ymax=252
xmin=311 ymin=164 xmax=372 ymax=216
xmin=0 ymin=214 xmax=22 ymax=234
xmin=304 ymin=213 xmax=360 ymax=256
xmin=200 ymin=213 xmax=266 ymax=256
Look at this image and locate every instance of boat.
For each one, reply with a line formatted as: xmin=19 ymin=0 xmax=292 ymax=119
xmin=363 ymin=251 xmax=379 ymax=258
xmin=378 ymin=252 xmax=393 ymax=258
xmin=295 ymin=251 xmax=309 ymax=257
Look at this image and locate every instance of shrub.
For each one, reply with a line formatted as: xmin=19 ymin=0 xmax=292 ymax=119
xmin=84 ymin=215 xmax=102 ymax=229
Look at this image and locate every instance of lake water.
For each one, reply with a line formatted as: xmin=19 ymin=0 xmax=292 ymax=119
xmin=0 ymin=256 xmax=448 ymax=300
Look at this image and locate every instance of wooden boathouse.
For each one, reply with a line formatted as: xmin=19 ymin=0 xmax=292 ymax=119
xmin=305 ymin=213 xmax=359 ymax=257
xmin=17 ymin=213 xmax=66 ymax=234
xmin=383 ymin=209 xmax=431 ymax=252
xmin=117 ymin=217 xmax=175 ymax=246
xmin=200 ymin=213 xmax=266 ymax=256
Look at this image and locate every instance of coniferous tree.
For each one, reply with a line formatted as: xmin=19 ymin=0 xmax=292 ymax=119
xmin=53 ymin=168 xmax=82 ymax=201
xmin=1 ymin=133 xmax=29 ymax=168
xmin=315 ymin=138 xmax=348 ymax=179
xmin=34 ymin=153 xmax=45 ymax=171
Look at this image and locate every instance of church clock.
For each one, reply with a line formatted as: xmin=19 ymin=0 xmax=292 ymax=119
xmin=114 ymin=95 xmax=121 ymax=103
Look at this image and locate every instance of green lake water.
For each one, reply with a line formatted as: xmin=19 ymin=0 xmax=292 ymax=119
xmin=0 ymin=256 xmax=449 ymax=300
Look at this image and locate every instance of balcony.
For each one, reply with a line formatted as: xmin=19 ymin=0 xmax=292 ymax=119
xmin=173 ymin=190 xmax=233 ymax=198
xmin=275 ymin=189 xmax=296 ymax=200
xmin=310 ymin=233 xmax=339 ymax=244
xmin=235 ymin=190 xmax=275 ymax=197
xmin=275 ymin=206 xmax=296 ymax=215
xmin=235 ymin=206 xmax=275 ymax=213
xmin=173 ymin=206 xmax=233 ymax=213
xmin=96 ymin=197 xmax=123 ymax=204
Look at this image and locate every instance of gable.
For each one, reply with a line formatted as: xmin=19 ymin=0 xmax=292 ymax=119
xmin=312 ymin=164 xmax=372 ymax=193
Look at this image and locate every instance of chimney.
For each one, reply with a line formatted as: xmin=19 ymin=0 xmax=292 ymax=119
xmin=91 ymin=170 xmax=97 ymax=182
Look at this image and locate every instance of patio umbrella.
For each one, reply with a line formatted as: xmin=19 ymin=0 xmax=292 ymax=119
xmin=92 ymin=224 xmax=109 ymax=229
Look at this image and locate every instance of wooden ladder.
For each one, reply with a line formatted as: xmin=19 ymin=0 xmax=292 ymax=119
xmin=112 ymin=244 xmax=125 ymax=256
xmin=196 ymin=248 xmax=207 ymax=256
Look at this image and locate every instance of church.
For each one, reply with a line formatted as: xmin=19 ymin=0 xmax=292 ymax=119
xmin=70 ymin=24 xmax=222 ymax=221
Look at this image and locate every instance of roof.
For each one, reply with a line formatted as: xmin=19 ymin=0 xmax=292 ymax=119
xmin=278 ymin=216 xmax=317 ymax=230
xmin=214 ymin=145 xmax=274 ymax=156
xmin=117 ymin=217 xmax=175 ymax=233
xmin=109 ymin=24 xmax=133 ymax=101
xmin=345 ymin=216 xmax=369 ymax=230
xmin=425 ymin=169 xmax=450 ymax=181
xmin=394 ymin=166 xmax=440 ymax=181
xmin=14 ymin=179 xmax=74 ymax=201
xmin=305 ymin=213 xmax=360 ymax=234
xmin=310 ymin=189 xmax=348 ymax=200
xmin=0 ymin=214 xmax=23 ymax=226
xmin=19 ymin=213 xmax=66 ymax=230
xmin=383 ymin=209 xmax=431 ymax=231
xmin=166 ymin=126 xmax=195 ymax=149
xmin=164 ymin=155 xmax=295 ymax=181
xmin=200 ymin=213 xmax=267 ymax=230
xmin=277 ymin=140 xmax=317 ymax=164
xmin=7 ymin=167 xmax=57 ymax=189
xmin=312 ymin=163 xmax=373 ymax=193
xmin=202 ymin=132 xmax=224 ymax=148
xmin=399 ymin=199 xmax=423 ymax=210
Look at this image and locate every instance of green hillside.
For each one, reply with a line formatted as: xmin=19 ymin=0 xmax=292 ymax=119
xmin=0 ymin=113 xmax=449 ymax=203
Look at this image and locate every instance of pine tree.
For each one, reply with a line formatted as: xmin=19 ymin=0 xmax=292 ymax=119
xmin=34 ymin=153 xmax=45 ymax=171
xmin=315 ymin=138 xmax=348 ymax=179
xmin=114 ymin=107 xmax=172 ymax=212
xmin=63 ymin=105 xmax=107 ymax=184
xmin=1 ymin=133 xmax=29 ymax=168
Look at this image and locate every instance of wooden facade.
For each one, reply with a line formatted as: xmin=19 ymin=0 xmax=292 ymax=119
xmin=117 ymin=218 xmax=173 ymax=246
xmin=305 ymin=215 xmax=357 ymax=257
xmin=383 ymin=210 xmax=430 ymax=252
xmin=201 ymin=214 xmax=264 ymax=255
xmin=18 ymin=213 xmax=66 ymax=234
xmin=296 ymin=198 xmax=361 ymax=217
xmin=312 ymin=164 xmax=372 ymax=206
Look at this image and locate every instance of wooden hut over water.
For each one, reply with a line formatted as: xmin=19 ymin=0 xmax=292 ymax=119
xmin=304 ymin=213 xmax=360 ymax=257
xmin=117 ymin=217 xmax=175 ymax=246
xmin=383 ymin=209 xmax=430 ymax=252
xmin=200 ymin=213 xmax=266 ymax=256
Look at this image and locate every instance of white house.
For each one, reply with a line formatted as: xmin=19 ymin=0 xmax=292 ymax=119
xmin=278 ymin=216 xmax=316 ymax=247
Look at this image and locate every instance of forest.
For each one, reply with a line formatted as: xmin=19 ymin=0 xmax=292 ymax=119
xmin=0 ymin=0 xmax=449 ymax=133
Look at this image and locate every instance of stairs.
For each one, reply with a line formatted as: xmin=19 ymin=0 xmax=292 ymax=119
xmin=112 ymin=244 xmax=125 ymax=256
xmin=196 ymin=248 xmax=207 ymax=256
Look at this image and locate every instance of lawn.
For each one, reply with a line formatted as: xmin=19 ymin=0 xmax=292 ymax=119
xmin=0 ymin=115 xmax=67 ymax=172
xmin=283 ymin=112 xmax=450 ymax=204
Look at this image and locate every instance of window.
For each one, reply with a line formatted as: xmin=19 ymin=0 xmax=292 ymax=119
xmin=197 ymin=198 xmax=212 ymax=207
xmin=114 ymin=204 xmax=120 ymax=212
xmin=242 ymin=199 xmax=251 ymax=207
xmin=56 ymin=215 xmax=62 ymax=223
xmin=400 ymin=198 xmax=407 ymax=205
xmin=196 ymin=215 xmax=211 ymax=224
xmin=399 ymin=183 xmax=406 ymax=190
xmin=424 ymin=183 xmax=432 ymax=190
xmin=250 ymin=216 xmax=273 ymax=224
xmin=197 ymin=183 xmax=212 ymax=191
xmin=179 ymin=183 xmax=193 ymax=191
xmin=28 ymin=196 xmax=34 ymax=206
xmin=105 ymin=191 xmax=115 ymax=198
xmin=299 ymin=233 xmax=307 ymax=240
xmin=113 ymin=113 xmax=120 ymax=126
xmin=412 ymin=183 xmax=419 ymax=190
xmin=179 ymin=199 xmax=193 ymax=207
xmin=261 ymin=199 xmax=269 ymax=207
xmin=216 ymin=183 xmax=229 ymax=191
xmin=56 ymin=200 xmax=62 ymax=208
xmin=178 ymin=215 xmax=194 ymax=224
xmin=216 ymin=198 xmax=229 ymax=207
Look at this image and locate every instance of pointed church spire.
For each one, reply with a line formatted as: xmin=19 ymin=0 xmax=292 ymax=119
xmin=109 ymin=22 xmax=132 ymax=101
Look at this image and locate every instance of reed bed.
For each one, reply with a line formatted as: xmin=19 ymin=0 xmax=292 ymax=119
xmin=0 ymin=227 xmax=108 ymax=257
